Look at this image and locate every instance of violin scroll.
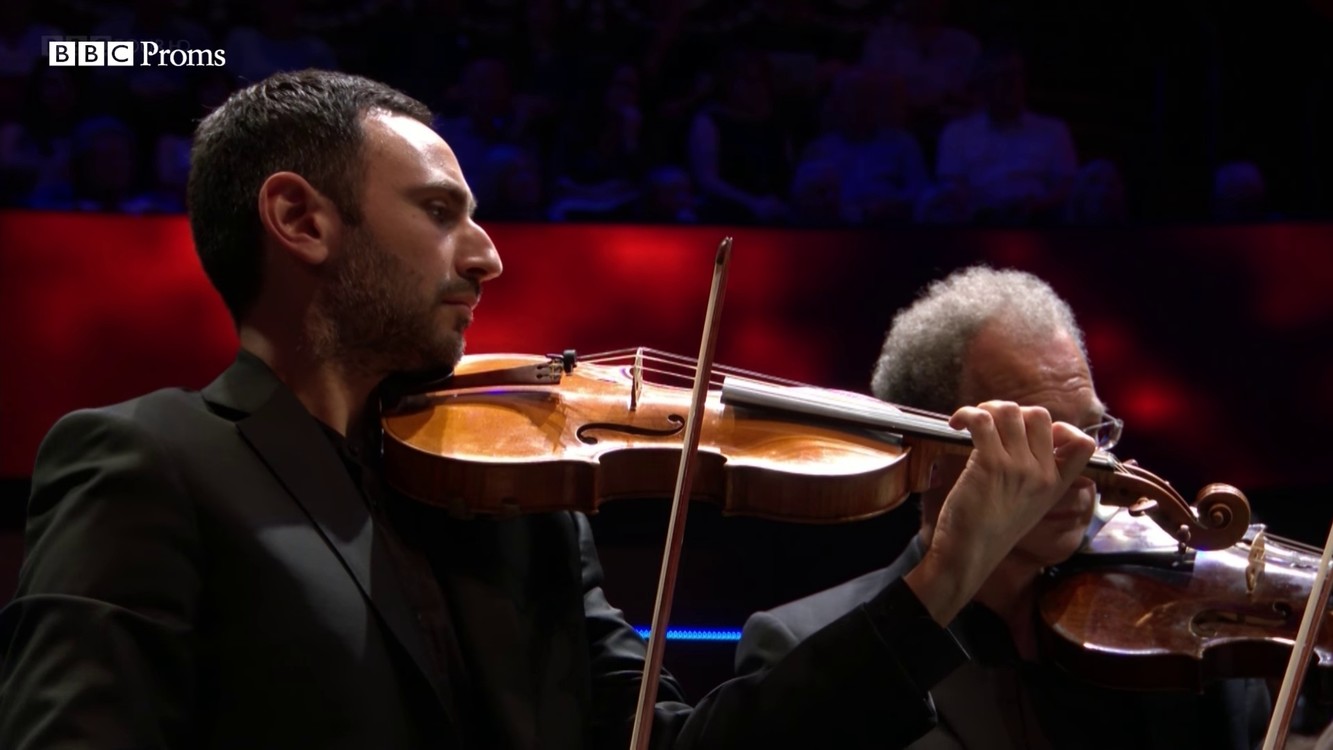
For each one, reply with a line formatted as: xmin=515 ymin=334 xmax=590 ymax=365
xmin=1090 ymin=459 xmax=1250 ymax=551
xmin=1194 ymin=483 xmax=1251 ymax=543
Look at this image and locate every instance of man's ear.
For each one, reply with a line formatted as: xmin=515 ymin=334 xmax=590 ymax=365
xmin=256 ymin=171 xmax=342 ymax=267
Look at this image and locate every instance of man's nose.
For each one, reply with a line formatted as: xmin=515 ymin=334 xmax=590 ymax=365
xmin=458 ymin=222 xmax=503 ymax=283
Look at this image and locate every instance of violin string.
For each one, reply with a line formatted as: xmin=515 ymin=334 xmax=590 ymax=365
xmin=578 ymin=353 xmax=776 ymax=390
xmin=561 ymin=351 xmax=1269 ymax=556
xmin=573 ymin=358 xmax=731 ymax=390
xmin=1263 ymin=535 xmax=1324 ymax=555
xmin=579 ymin=347 xmax=646 ymax=362
xmin=578 ymin=349 xmax=811 ymax=387
xmin=571 ymin=354 xmax=1190 ymax=484
xmin=638 ymin=350 xmax=810 ymax=387
xmin=580 ymin=351 xmax=695 ymax=377
xmin=578 ymin=351 xmax=966 ymax=442
xmin=634 ymin=365 xmax=726 ymax=389
xmin=572 ymin=354 xmax=1187 ymax=476
xmin=639 ymin=349 xmax=809 ymax=385
xmin=574 ymin=351 xmax=1247 ymax=544
xmin=580 ymin=350 xmax=986 ymax=432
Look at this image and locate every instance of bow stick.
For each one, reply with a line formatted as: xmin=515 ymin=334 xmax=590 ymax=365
xmin=627 ymin=236 xmax=733 ymax=750
xmin=1262 ymin=512 xmax=1333 ymax=749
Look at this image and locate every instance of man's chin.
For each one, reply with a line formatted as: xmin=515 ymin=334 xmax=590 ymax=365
xmin=389 ymin=336 xmax=465 ymax=378
xmin=422 ymin=338 xmax=465 ymax=375
xmin=379 ymin=346 xmax=464 ymax=399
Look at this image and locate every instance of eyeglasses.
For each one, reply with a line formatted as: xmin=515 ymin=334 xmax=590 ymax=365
xmin=1081 ymin=414 xmax=1124 ymax=451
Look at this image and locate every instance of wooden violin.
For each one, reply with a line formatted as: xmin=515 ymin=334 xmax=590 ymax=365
xmin=381 ymin=347 xmax=1252 ymax=552
xmin=1040 ymin=509 xmax=1333 ymax=691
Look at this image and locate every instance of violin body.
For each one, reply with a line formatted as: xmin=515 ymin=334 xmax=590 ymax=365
xmin=1040 ymin=510 xmax=1333 ymax=691
xmin=382 ymin=353 xmax=922 ymax=521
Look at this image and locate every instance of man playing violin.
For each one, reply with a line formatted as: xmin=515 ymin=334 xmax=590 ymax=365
xmin=735 ymin=265 xmax=1272 ymax=749
xmin=0 ymin=70 xmax=1096 ymax=749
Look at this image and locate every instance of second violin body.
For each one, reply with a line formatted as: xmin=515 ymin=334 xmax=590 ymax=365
xmin=1040 ymin=510 xmax=1333 ymax=691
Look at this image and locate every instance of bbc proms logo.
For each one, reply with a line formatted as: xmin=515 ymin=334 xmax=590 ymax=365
xmin=48 ymin=39 xmax=226 ymax=67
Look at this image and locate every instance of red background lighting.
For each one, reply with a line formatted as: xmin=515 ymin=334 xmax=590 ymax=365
xmin=3 ymin=211 xmax=1331 ymax=501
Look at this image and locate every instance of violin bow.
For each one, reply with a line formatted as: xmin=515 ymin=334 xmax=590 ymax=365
xmin=627 ymin=237 xmax=733 ymax=750
xmin=1262 ymin=513 xmax=1333 ymax=748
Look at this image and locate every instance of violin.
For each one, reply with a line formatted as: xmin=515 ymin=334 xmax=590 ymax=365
xmin=1040 ymin=509 xmax=1333 ymax=692
xmin=381 ymin=347 xmax=1252 ymax=552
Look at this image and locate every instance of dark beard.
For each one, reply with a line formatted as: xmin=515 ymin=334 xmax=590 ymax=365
xmin=312 ymin=224 xmax=472 ymax=379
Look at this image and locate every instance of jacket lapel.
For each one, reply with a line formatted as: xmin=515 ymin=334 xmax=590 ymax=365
xmin=202 ymin=352 xmax=458 ymax=731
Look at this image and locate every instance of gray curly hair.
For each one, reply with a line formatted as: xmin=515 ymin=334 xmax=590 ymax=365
xmin=869 ymin=266 xmax=1086 ymax=413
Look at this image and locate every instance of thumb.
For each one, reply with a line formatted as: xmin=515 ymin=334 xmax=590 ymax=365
xmin=1052 ymin=422 xmax=1097 ymax=486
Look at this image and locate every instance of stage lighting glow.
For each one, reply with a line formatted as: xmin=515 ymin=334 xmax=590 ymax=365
xmin=632 ymin=627 xmax=742 ymax=642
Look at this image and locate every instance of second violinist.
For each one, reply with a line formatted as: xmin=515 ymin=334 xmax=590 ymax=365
xmin=735 ymin=266 xmax=1272 ymax=749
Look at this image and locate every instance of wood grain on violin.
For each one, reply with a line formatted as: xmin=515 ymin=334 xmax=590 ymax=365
xmin=382 ymin=350 xmax=917 ymax=522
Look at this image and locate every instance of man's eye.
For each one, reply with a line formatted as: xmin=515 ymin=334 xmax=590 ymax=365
xmin=427 ymin=203 xmax=453 ymax=222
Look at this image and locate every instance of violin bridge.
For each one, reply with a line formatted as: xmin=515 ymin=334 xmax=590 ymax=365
xmin=629 ymin=347 xmax=644 ymax=412
xmin=1245 ymin=530 xmax=1266 ymax=594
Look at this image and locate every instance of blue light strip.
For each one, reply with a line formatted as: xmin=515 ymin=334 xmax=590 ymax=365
xmin=632 ymin=627 xmax=742 ymax=642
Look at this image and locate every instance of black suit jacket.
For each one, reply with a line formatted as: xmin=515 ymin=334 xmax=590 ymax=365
xmin=738 ymin=537 xmax=1272 ymax=750
xmin=0 ymin=352 xmax=957 ymax=749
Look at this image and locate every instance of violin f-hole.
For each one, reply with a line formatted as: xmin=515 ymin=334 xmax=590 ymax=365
xmin=1190 ymin=602 xmax=1294 ymax=637
xmin=576 ymin=415 xmax=687 ymax=445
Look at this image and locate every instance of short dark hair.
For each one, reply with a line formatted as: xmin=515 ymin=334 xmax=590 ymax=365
xmin=187 ymin=69 xmax=433 ymax=324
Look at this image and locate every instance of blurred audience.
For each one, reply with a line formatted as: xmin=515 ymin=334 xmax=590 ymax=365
xmin=476 ymin=144 xmax=544 ymax=221
xmin=360 ymin=0 xmax=474 ymax=109
xmin=935 ymin=44 xmax=1078 ymax=224
xmin=1063 ymin=159 xmax=1126 ymax=225
xmin=28 ymin=115 xmax=158 ymax=213
xmin=0 ymin=67 xmax=77 ymax=205
xmin=0 ymin=0 xmax=1301 ymax=225
xmin=223 ymin=0 xmax=336 ymax=83
xmin=90 ymin=0 xmax=212 ymax=120
xmin=0 ymin=0 xmax=61 ymax=81
xmin=799 ymin=67 xmax=929 ymax=224
xmin=637 ymin=164 xmax=699 ymax=224
xmin=0 ymin=0 xmax=63 ymax=131
xmin=433 ymin=57 xmax=538 ymax=186
xmin=686 ymin=47 xmax=794 ymax=223
xmin=789 ymin=157 xmax=847 ymax=225
xmin=547 ymin=62 xmax=645 ymax=221
xmin=914 ymin=183 xmax=970 ymax=224
xmin=862 ymin=0 xmax=980 ymax=141
xmin=1212 ymin=160 xmax=1270 ymax=222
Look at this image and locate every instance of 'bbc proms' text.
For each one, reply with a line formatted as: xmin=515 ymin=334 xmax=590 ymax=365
xmin=48 ymin=40 xmax=226 ymax=67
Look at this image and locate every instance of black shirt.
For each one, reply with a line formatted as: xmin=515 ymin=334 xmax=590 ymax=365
xmin=319 ymin=421 xmax=477 ymax=746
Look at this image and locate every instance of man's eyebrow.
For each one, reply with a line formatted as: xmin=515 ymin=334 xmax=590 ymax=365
xmin=1080 ymin=400 xmax=1109 ymax=425
xmin=412 ymin=180 xmax=478 ymax=216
